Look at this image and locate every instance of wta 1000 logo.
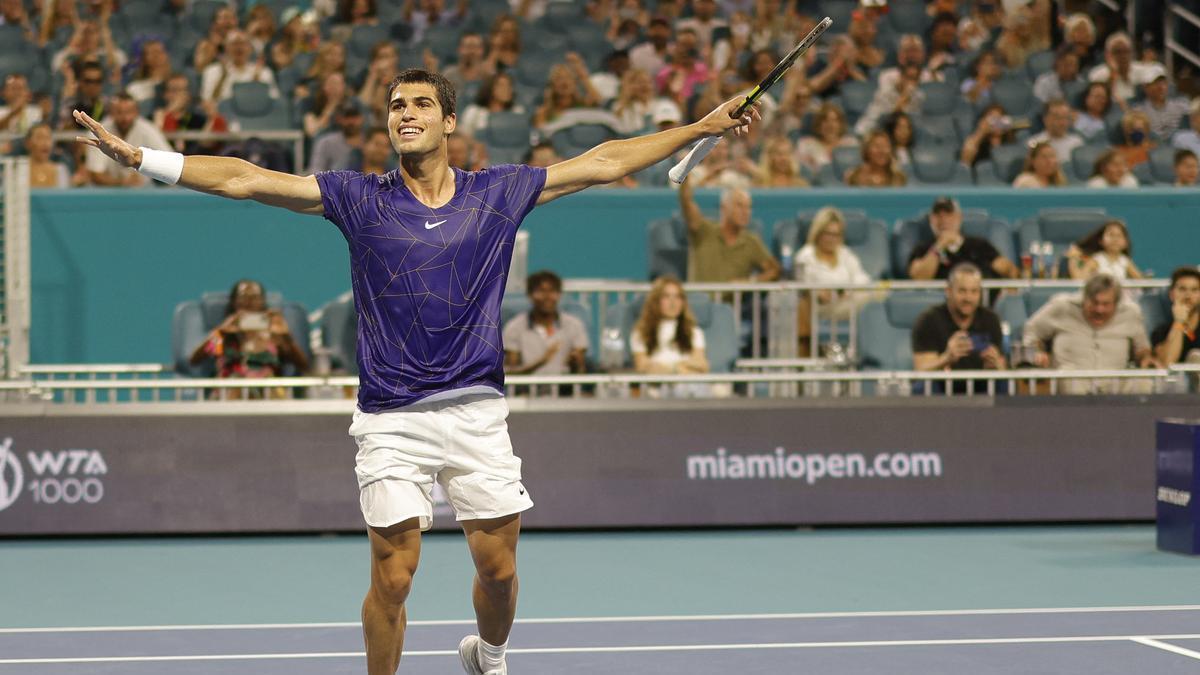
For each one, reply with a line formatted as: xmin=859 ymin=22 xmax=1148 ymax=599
xmin=0 ymin=437 xmax=107 ymax=513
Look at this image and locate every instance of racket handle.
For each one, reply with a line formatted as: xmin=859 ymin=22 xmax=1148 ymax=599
xmin=668 ymin=136 xmax=721 ymax=184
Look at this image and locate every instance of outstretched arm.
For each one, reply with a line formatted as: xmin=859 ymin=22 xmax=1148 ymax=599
xmin=74 ymin=110 xmax=323 ymax=215
xmin=536 ymin=95 xmax=760 ymax=205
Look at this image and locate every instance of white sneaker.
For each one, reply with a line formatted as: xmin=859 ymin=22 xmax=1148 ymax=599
xmin=458 ymin=635 xmax=507 ymax=675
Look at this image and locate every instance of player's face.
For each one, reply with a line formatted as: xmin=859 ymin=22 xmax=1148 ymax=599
xmin=387 ymin=83 xmax=456 ymax=156
xmin=1083 ymin=289 xmax=1118 ymax=328
xmin=1170 ymin=277 xmax=1200 ymax=313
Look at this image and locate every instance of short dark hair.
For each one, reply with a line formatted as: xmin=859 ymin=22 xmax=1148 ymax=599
xmin=1171 ymin=266 xmax=1200 ymax=290
xmin=1175 ymin=148 xmax=1197 ymax=166
xmin=387 ymin=69 xmax=457 ymax=117
xmin=365 ymin=125 xmax=389 ymax=140
xmin=526 ymin=270 xmax=562 ymax=296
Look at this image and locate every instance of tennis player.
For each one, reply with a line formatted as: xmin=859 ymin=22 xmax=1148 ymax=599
xmin=76 ymin=69 xmax=758 ymax=675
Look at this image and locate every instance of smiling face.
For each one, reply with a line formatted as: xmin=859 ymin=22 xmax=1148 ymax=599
xmin=864 ymin=133 xmax=893 ymax=168
xmin=1043 ymin=102 xmax=1071 ymax=137
xmin=1100 ymin=153 xmax=1128 ymax=184
xmin=1100 ymin=223 xmax=1128 ymax=255
xmin=1031 ymin=144 xmax=1059 ymax=178
xmin=387 ymin=81 xmax=455 ymax=156
xmin=1177 ymin=153 xmax=1199 ymax=186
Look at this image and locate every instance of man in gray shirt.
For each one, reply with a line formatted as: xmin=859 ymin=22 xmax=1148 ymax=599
xmin=1022 ymin=274 xmax=1160 ymax=394
xmin=307 ymin=103 xmax=364 ymax=173
xmin=503 ymin=270 xmax=589 ymax=376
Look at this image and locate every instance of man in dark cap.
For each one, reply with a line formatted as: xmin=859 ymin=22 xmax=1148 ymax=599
xmin=907 ymin=196 xmax=1018 ymax=280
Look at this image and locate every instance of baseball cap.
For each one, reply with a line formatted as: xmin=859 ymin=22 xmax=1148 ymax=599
xmin=931 ymin=196 xmax=960 ymax=213
xmin=652 ymin=100 xmax=682 ymax=125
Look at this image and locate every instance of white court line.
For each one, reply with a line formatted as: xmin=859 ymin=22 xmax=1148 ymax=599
xmin=1132 ymin=637 xmax=1200 ymax=661
xmin=2 ymin=604 xmax=1200 ymax=634
xmin=5 ymin=633 xmax=1200 ymax=665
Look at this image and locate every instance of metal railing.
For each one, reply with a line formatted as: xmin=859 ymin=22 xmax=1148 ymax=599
xmin=1166 ymin=2 xmax=1200 ymax=75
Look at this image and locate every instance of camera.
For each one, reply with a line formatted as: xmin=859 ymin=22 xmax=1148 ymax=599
xmin=238 ymin=311 xmax=270 ymax=332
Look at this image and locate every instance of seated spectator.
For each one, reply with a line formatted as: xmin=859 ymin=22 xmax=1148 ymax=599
xmin=1086 ymin=148 xmax=1138 ymax=188
xmin=882 ymin=111 xmax=915 ymax=167
xmin=458 ymin=72 xmax=524 ymax=140
xmin=1172 ymin=99 xmax=1200 ymax=155
xmin=628 ymin=15 xmax=671 ymax=77
xmin=1176 ymin=149 xmax=1199 ymax=187
xmin=441 ymin=31 xmax=491 ymax=97
xmin=994 ymin=1 xmax=1049 ymax=69
xmin=655 ymin=28 xmax=709 ymax=108
xmin=302 ymin=72 xmax=353 ymax=139
xmin=24 ymin=124 xmax=73 ymax=189
xmin=1028 ymin=98 xmax=1083 ymax=162
xmin=1152 ymin=267 xmax=1200 ymax=364
xmin=753 ymin=136 xmax=809 ymax=187
xmin=688 ymin=136 xmax=756 ymax=189
xmin=125 ymin=39 xmax=172 ymax=105
xmin=189 ymin=279 xmax=309 ymax=394
xmin=1013 ymin=141 xmax=1067 ymax=187
xmin=525 ymin=141 xmax=562 ymax=167
xmin=1074 ymin=81 xmax=1111 ymax=141
xmin=268 ymin=7 xmax=317 ymax=71
xmin=845 ymin=130 xmax=906 ymax=187
xmin=855 ymin=36 xmax=931 ymax=135
xmin=960 ymin=104 xmax=1019 ymax=169
xmin=846 ymin=9 xmax=885 ymax=71
xmin=1062 ymin=13 xmax=1100 ymax=70
xmin=678 ymin=176 xmax=780 ymax=283
xmin=57 ymin=60 xmax=109 ymax=130
xmin=775 ymin=75 xmax=820 ymax=138
xmin=591 ymin=50 xmax=631 ymax=106
xmin=534 ymin=56 xmax=602 ymax=129
xmin=352 ymin=126 xmax=396 ymax=175
xmin=912 ymin=263 xmax=1006 ymax=393
xmin=1136 ymin=73 xmax=1189 ymax=140
xmin=503 ymin=270 xmax=589 ymax=376
xmin=1116 ymin=110 xmax=1155 ymax=168
xmin=794 ymin=102 xmax=858 ymax=175
xmin=0 ymin=73 xmax=42 ymax=134
xmin=299 ymin=42 xmax=346 ymax=101
xmin=154 ymin=73 xmax=229 ymax=141
xmin=200 ymin=30 xmax=280 ymax=103
xmin=926 ymin=12 xmax=961 ymax=76
xmin=960 ymin=49 xmax=1003 ymax=106
xmin=1087 ymin=32 xmax=1165 ymax=108
xmin=485 ymin=14 xmax=522 ymax=72
xmin=191 ymin=6 xmax=238 ymax=74
xmin=403 ymin=0 xmax=467 ymax=45
xmin=1034 ymin=47 xmax=1082 ymax=105
xmin=1022 ymin=274 xmax=1158 ymax=394
xmin=908 ymin=196 xmax=1018 ymax=280
xmin=611 ymin=68 xmax=659 ymax=135
xmin=806 ymin=34 xmax=868 ymax=99
xmin=1066 ymin=220 xmax=1143 ymax=282
xmin=630 ymin=276 xmax=711 ymax=397
xmin=307 ymin=102 xmax=364 ymax=173
xmin=84 ymin=93 xmax=171 ymax=187
xmin=794 ymin=207 xmax=872 ymax=351
xmin=329 ymin=0 xmax=379 ymax=44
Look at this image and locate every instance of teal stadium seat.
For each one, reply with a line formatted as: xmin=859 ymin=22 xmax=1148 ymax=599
xmin=1071 ymin=143 xmax=1110 ymax=179
xmin=837 ymin=80 xmax=875 ymax=125
xmin=1139 ymin=289 xmax=1173 ymax=337
xmin=318 ymin=295 xmax=358 ymax=375
xmin=919 ymin=81 xmax=962 ymax=116
xmin=1024 ymin=50 xmax=1055 ymax=79
xmin=646 ymin=212 xmax=687 ymax=280
xmin=987 ymin=143 xmax=1027 ymax=183
xmin=219 ymin=82 xmax=291 ymax=130
xmin=601 ymin=293 xmax=738 ymax=372
xmin=172 ymin=290 xmax=311 ymax=377
xmin=886 ymin=1 xmax=931 ymax=34
xmin=347 ymin=24 xmax=390 ymax=59
xmin=1015 ymin=208 xmax=1111 ymax=275
xmin=989 ymin=76 xmax=1035 ymax=116
xmin=551 ymin=123 xmax=618 ymax=159
xmin=478 ymin=111 xmax=533 ymax=165
xmin=1149 ymin=146 xmax=1178 ymax=184
xmin=1132 ymin=160 xmax=1155 ymax=185
xmin=910 ymin=147 xmax=974 ymax=185
xmin=913 ymin=114 xmax=961 ymax=146
xmin=856 ymin=292 xmax=944 ymax=370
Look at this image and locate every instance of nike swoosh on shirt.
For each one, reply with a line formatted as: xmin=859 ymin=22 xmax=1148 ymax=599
xmin=424 ymin=220 xmax=447 ymax=230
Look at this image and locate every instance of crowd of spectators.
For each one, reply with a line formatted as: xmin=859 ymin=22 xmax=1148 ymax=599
xmin=0 ymin=0 xmax=1197 ymax=189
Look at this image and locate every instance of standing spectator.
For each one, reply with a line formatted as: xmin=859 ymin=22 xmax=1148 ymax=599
xmin=1027 ymin=99 xmax=1083 ymax=163
xmin=753 ymin=136 xmax=809 ymax=187
xmin=1033 ymin=47 xmax=1081 ymax=104
xmin=1152 ymin=267 xmax=1200 ymax=365
xmin=961 ymin=49 xmax=1003 ymax=106
xmin=153 ymin=73 xmax=228 ymax=153
xmin=678 ymin=176 xmax=780 ymax=283
xmin=24 ymin=124 xmax=73 ymax=189
xmin=1171 ymin=99 xmax=1200 ymax=155
xmin=908 ymin=196 xmax=1018 ymax=280
xmin=484 ymin=14 xmax=522 ymax=71
xmin=794 ymin=102 xmax=857 ymax=175
xmin=308 ymin=102 xmax=364 ymax=173
xmin=630 ymin=276 xmax=710 ymax=384
xmin=1086 ymin=149 xmax=1138 ymax=188
xmin=883 ymin=111 xmax=915 ymax=168
xmin=794 ymin=207 xmax=872 ymax=351
xmin=533 ymin=56 xmax=601 ymax=129
xmin=201 ymin=30 xmax=280 ymax=103
xmin=441 ymin=32 xmax=492 ymax=98
xmin=1022 ymin=274 xmax=1158 ymax=394
xmin=1066 ymin=220 xmax=1143 ymax=282
xmin=85 ymin=94 xmax=171 ymax=186
xmin=845 ymin=130 xmax=906 ymax=187
xmin=458 ymin=72 xmax=524 ymax=139
xmin=1087 ymin=32 xmax=1165 ymax=108
xmin=51 ymin=18 xmax=127 ymax=77
xmin=628 ymin=16 xmax=672 ymax=77
xmin=0 ymin=74 xmax=41 ymax=134
xmin=1073 ymin=81 xmax=1111 ymax=141
xmin=352 ymin=126 xmax=396 ymax=175
xmin=655 ymin=28 xmax=709 ymax=109
xmin=912 ymin=263 xmax=1006 ymax=392
xmin=1176 ymin=149 xmax=1199 ymax=187
xmin=675 ymin=0 xmax=726 ymax=47
xmin=1136 ymin=74 xmax=1189 ymax=140
xmin=503 ymin=270 xmax=589 ymax=376
xmin=125 ymin=39 xmax=173 ymax=105
xmin=1115 ymin=110 xmax=1154 ymax=168
xmin=1012 ymin=141 xmax=1066 ymax=187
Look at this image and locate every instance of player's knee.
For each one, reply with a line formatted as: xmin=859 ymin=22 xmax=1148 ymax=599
xmin=372 ymin=566 xmax=414 ymax=607
xmin=475 ymin=558 xmax=517 ymax=592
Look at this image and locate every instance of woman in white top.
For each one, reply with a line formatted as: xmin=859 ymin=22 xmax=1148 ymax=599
xmin=1085 ymin=149 xmax=1139 ymax=188
xmin=630 ymin=277 xmax=712 ymax=397
xmin=794 ymin=102 xmax=858 ymax=175
xmin=1066 ymin=220 xmax=1143 ymax=282
xmin=457 ymin=71 xmax=525 ymax=140
xmin=793 ymin=207 xmax=873 ymax=354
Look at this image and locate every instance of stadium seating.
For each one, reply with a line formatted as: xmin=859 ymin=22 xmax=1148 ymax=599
xmin=909 ymin=148 xmax=973 ymax=185
xmin=646 ymin=212 xmax=688 ymax=280
xmin=477 ymin=111 xmax=534 ymax=165
xmin=172 ymin=291 xmax=311 ymax=377
xmin=1148 ymin=146 xmax=1178 ymax=184
xmin=994 ymin=287 xmax=1071 ymax=340
xmin=218 ymin=82 xmax=291 ymax=131
xmin=1071 ymin=143 xmax=1110 ymax=179
xmin=1139 ymin=288 xmax=1173 ymax=336
xmin=913 ymin=114 xmax=961 ymax=147
xmin=772 ymin=209 xmax=891 ymax=279
xmin=318 ymin=294 xmax=358 ymax=374
xmin=601 ymin=293 xmax=738 ymax=372
xmin=855 ymin=292 xmax=944 ymax=370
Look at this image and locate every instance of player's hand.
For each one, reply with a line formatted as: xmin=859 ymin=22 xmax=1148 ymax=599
xmin=697 ymin=95 xmax=761 ymax=138
xmin=73 ymin=110 xmax=142 ymax=168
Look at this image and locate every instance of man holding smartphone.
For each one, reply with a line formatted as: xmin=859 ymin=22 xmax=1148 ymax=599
xmin=911 ymin=262 xmax=1006 ymax=393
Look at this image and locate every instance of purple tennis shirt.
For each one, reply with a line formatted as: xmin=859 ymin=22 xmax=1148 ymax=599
xmin=316 ymin=165 xmax=547 ymax=412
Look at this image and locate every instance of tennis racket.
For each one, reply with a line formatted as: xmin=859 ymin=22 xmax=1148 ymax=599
xmin=668 ymin=16 xmax=833 ymax=184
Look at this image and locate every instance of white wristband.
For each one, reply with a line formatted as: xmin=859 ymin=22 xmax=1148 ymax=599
xmin=137 ymin=147 xmax=184 ymax=185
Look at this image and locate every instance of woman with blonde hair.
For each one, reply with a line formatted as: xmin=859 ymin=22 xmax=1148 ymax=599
xmin=1012 ymin=141 xmax=1067 ymax=187
xmin=1117 ymin=110 xmax=1155 ymax=168
xmin=754 ymin=136 xmax=809 ymax=187
xmin=793 ymin=207 xmax=873 ymax=353
xmin=795 ymin=101 xmax=858 ymax=174
xmin=845 ymin=130 xmax=906 ymax=186
xmin=631 ymin=276 xmax=709 ymax=376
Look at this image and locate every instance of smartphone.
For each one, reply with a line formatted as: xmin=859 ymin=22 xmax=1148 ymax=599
xmin=238 ymin=311 xmax=270 ymax=332
xmin=969 ymin=333 xmax=990 ymax=353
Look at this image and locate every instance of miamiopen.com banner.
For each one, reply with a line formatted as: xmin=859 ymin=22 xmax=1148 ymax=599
xmin=0 ymin=397 xmax=1182 ymax=534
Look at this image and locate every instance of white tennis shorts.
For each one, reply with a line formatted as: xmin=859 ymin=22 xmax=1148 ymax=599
xmin=349 ymin=393 xmax=533 ymax=530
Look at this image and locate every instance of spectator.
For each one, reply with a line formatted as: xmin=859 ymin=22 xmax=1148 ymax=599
xmin=675 ymin=0 xmax=725 ymax=46
xmin=189 ymin=279 xmax=310 ymax=393
xmin=845 ymin=130 xmax=906 ymax=187
xmin=503 ymin=270 xmax=589 ymax=376
xmin=908 ymin=196 xmax=1018 ymax=280
xmin=854 ymin=62 xmax=924 ymax=137
xmin=458 ymin=71 xmax=524 ymax=139
xmin=485 ymin=14 xmax=522 ymax=71
xmin=201 ymin=30 xmax=280 ymax=103
xmin=301 ymin=42 xmax=347 ymax=100
xmin=404 ymin=0 xmax=467 ymax=44
xmin=357 ymin=43 xmax=400 ymax=128
xmin=628 ymin=16 xmax=672 ymax=77
xmin=688 ymin=136 xmax=756 ymax=189
xmin=711 ymin=11 xmax=753 ymax=76
xmin=794 ymin=207 xmax=872 ymax=352
xmin=0 ymin=74 xmax=41 ymax=134
xmin=611 ymin=68 xmax=659 ymax=134
xmin=753 ymin=136 xmax=809 ymax=187
xmin=912 ymin=263 xmax=1006 ymax=392
xmin=775 ymin=74 xmax=819 ymax=138
xmin=927 ymin=12 xmax=961 ymax=75
xmin=84 ymin=93 xmax=171 ymax=187
xmin=268 ymin=8 xmax=319 ymax=71
xmin=1176 ymin=149 xmax=1199 ymax=187
xmin=1152 ymin=267 xmax=1200 ymax=365
xmin=794 ymin=102 xmax=858 ymax=174
xmin=0 ymin=0 xmax=35 ymax=42
xmin=125 ymin=39 xmax=173 ymax=105
xmin=678 ymin=176 xmax=780 ymax=283
xmin=153 ymin=73 xmax=228 ymax=153
xmin=994 ymin=2 xmax=1049 ymax=69
xmin=960 ymin=104 xmax=1019 ymax=169
xmin=446 ymin=132 xmax=486 ymax=171
xmin=1013 ymin=141 xmax=1066 ymax=187
xmin=308 ymin=102 xmax=364 ymax=173
xmin=244 ymin=3 xmax=278 ymax=55
xmin=330 ymin=0 xmax=378 ymax=44
xmin=352 ymin=126 xmax=396 ymax=174
xmin=1115 ymin=110 xmax=1155 ymax=168
xmin=630 ymin=276 xmax=710 ymax=390
xmin=56 ymin=60 xmax=109 ymax=130
xmin=51 ymin=18 xmax=127 ymax=77
xmin=846 ymin=9 xmax=885 ymax=71
xmin=1062 ymin=13 xmax=1099 ymax=70
xmin=441 ymin=32 xmax=492 ymax=98
xmin=1087 ymin=32 xmax=1165 ymax=107
xmin=1136 ymin=73 xmax=1189 ymax=140
xmin=525 ymin=141 xmax=561 ymax=167
xmin=883 ymin=111 xmax=915 ymax=167
xmin=191 ymin=6 xmax=239 ymax=74
xmin=1172 ymin=99 xmax=1200 ymax=155
xmin=1086 ymin=148 xmax=1138 ymax=188
xmin=533 ymin=56 xmax=601 ymax=129
xmin=1066 ymin=220 xmax=1143 ymax=282
xmin=508 ymin=0 xmax=546 ymax=21
xmin=1028 ymin=98 xmax=1083 ymax=162
xmin=302 ymin=72 xmax=352 ymax=139
xmin=39 ymin=0 xmax=79 ymax=47
xmin=24 ymin=124 xmax=73 ymax=189
xmin=1022 ymin=274 xmax=1158 ymax=394
xmin=1073 ymin=81 xmax=1111 ymax=141
xmin=655 ymin=28 xmax=709 ymax=108
xmin=589 ymin=50 xmax=631 ymax=106
xmin=960 ymin=49 xmax=1002 ymax=106
xmin=1033 ymin=47 xmax=1081 ymax=104
xmin=806 ymin=35 xmax=868 ymax=99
